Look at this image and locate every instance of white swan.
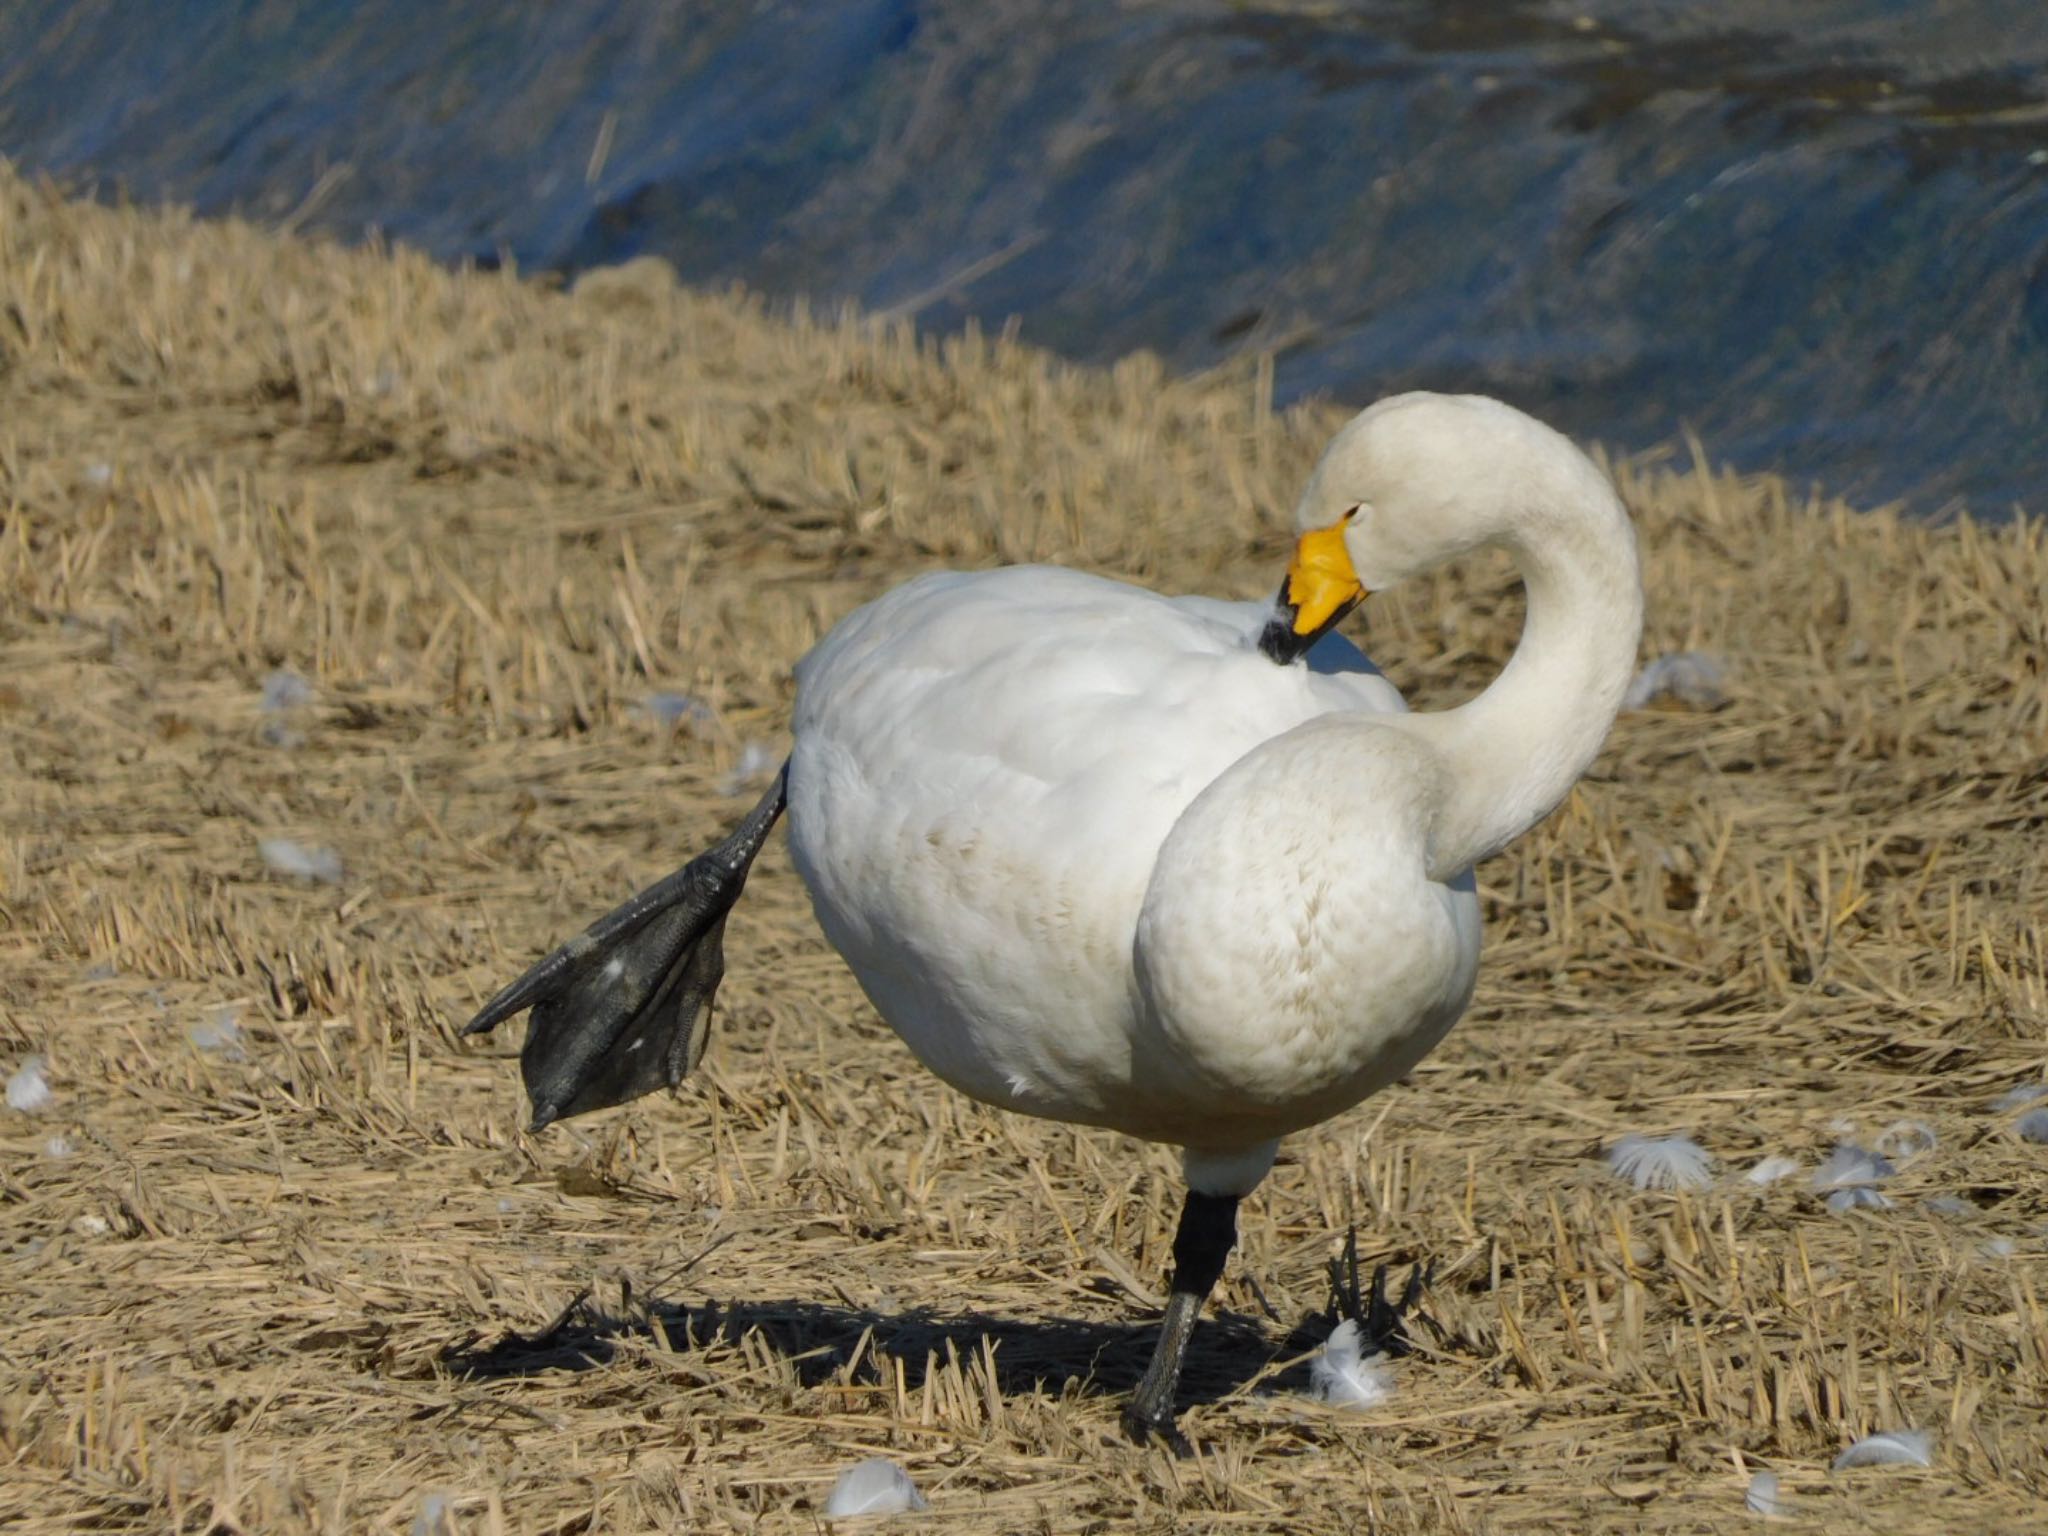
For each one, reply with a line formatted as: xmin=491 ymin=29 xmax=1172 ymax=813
xmin=465 ymin=391 xmax=1643 ymax=1446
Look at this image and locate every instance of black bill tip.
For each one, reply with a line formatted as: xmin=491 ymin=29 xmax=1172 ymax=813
xmin=1257 ymin=580 xmax=1316 ymax=665
xmin=1256 ymin=579 xmax=1364 ymax=666
xmin=1257 ymin=615 xmax=1313 ymax=665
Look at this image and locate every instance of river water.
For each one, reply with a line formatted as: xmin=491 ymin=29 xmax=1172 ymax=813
xmin=4 ymin=0 xmax=2044 ymax=513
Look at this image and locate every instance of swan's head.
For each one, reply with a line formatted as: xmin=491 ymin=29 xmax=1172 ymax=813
xmin=1259 ymin=392 xmax=1589 ymax=664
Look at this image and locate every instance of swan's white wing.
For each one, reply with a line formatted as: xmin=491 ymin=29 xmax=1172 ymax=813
xmin=785 ymin=566 xmax=1405 ymax=1125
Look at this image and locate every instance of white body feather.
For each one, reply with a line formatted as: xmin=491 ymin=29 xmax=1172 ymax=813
xmin=1745 ymin=1154 xmax=1803 ymax=1185
xmin=7 ymin=1056 xmax=54 ymax=1114
xmin=1308 ymin=1318 xmax=1395 ymax=1409
xmin=1606 ymin=1133 xmax=1715 ymax=1191
xmin=823 ymin=1458 xmax=927 ymax=1517
xmin=1745 ymin=1470 xmax=1793 ymax=1517
xmin=1831 ymin=1428 xmax=1933 ymax=1470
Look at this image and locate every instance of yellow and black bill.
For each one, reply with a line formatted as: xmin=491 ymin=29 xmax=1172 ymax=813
xmin=1256 ymin=520 xmax=1368 ymax=664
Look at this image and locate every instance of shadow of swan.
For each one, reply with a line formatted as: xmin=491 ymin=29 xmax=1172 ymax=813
xmin=443 ymin=1290 xmax=1340 ymax=1411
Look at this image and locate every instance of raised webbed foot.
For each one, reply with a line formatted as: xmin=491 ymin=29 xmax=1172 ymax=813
xmin=464 ymin=768 xmax=786 ymax=1128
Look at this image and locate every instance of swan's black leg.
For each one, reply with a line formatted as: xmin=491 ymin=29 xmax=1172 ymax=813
xmin=1327 ymin=1226 xmax=1430 ymax=1355
xmin=1122 ymin=1190 xmax=1239 ymax=1453
xmin=463 ymin=765 xmax=787 ymax=1130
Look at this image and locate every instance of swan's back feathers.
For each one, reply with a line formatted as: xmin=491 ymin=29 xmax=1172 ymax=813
xmin=786 ymin=566 xmax=1413 ymax=1129
xmin=792 ymin=569 xmax=1401 ymax=850
xmin=795 ymin=568 xmax=1398 ymax=755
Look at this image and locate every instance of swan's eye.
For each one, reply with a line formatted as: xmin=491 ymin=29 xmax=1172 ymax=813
xmin=1343 ymin=505 xmax=1363 ymax=524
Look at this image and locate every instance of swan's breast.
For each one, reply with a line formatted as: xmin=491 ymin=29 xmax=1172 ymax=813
xmin=1132 ymin=716 xmax=1480 ymax=1142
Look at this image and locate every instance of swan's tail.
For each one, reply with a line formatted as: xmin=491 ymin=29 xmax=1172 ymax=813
xmin=462 ymin=763 xmax=788 ymax=1130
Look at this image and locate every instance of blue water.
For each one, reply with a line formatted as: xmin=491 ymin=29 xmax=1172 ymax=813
xmin=5 ymin=0 xmax=2045 ymax=513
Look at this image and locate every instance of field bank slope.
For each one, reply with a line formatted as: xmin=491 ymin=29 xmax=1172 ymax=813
xmin=2 ymin=168 xmax=2045 ymax=1533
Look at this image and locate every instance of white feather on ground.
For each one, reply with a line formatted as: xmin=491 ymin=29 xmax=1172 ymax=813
xmin=1745 ymin=1470 xmax=1794 ymax=1517
xmin=1831 ymin=1428 xmax=1933 ymax=1470
xmin=261 ymin=669 xmax=314 ymax=711
xmin=1308 ymin=1319 xmax=1395 ymax=1409
xmin=43 ymin=1134 xmax=74 ymax=1159
xmin=823 ymin=1459 xmax=927 ymax=1518
xmin=1873 ymin=1119 xmax=1937 ymax=1161
xmin=1607 ymin=1133 xmax=1715 ymax=1191
xmin=410 ymin=1492 xmax=454 ymax=1536
xmin=1812 ymin=1143 xmax=1894 ymax=1213
xmin=1924 ymin=1194 xmax=1976 ymax=1217
xmin=259 ymin=670 xmax=315 ymax=747
xmin=187 ymin=1008 xmax=244 ymax=1056
xmin=1623 ymin=651 xmax=1728 ymax=711
xmin=2016 ymin=1108 xmax=2048 ymax=1145
xmin=259 ymin=838 xmax=344 ymax=884
xmin=1991 ymin=1083 xmax=2048 ymax=1113
xmin=641 ymin=691 xmax=714 ymax=728
xmin=7 ymin=1056 xmax=55 ymax=1114
xmin=1744 ymin=1154 xmax=1802 ymax=1185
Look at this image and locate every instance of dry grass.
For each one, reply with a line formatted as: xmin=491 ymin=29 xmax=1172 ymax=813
xmin=2 ymin=163 xmax=2045 ymax=1534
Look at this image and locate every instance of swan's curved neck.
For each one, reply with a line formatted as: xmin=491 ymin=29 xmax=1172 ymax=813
xmin=1405 ymin=488 xmax=1641 ymax=879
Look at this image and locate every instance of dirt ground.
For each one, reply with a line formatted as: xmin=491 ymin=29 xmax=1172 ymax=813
xmin=2 ymin=166 xmax=2045 ymax=1534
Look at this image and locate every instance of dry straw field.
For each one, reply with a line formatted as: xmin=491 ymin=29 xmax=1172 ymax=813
xmin=2 ymin=164 xmax=2045 ymax=1534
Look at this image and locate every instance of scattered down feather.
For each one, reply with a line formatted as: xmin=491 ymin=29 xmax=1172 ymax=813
xmin=824 ymin=1459 xmax=927 ymax=1518
xmin=1924 ymin=1194 xmax=1977 ymax=1217
xmin=2016 ymin=1108 xmax=2048 ymax=1145
xmin=1831 ymin=1429 xmax=1933 ymax=1470
xmin=1744 ymin=1155 xmax=1802 ymax=1185
xmin=188 ymin=1009 xmax=244 ymax=1056
xmin=1991 ymin=1083 xmax=2048 ymax=1113
xmin=1812 ymin=1143 xmax=1894 ymax=1213
xmin=1623 ymin=651 xmax=1728 ymax=711
xmin=1745 ymin=1470 xmax=1794 ymax=1517
xmin=261 ymin=669 xmax=314 ymax=711
xmin=7 ymin=1056 xmax=54 ymax=1114
xmin=1607 ymin=1134 xmax=1715 ymax=1192
xmin=641 ymin=691 xmax=714 ymax=728
xmin=1873 ymin=1119 xmax=1937 ymax=1161
xmin=1308 ymin=1319 xmax=1395 ymax=1409
xmin=260 ymin=838 xmax=344 ymax=884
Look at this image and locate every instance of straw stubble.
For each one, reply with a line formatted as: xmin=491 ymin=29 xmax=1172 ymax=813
xmin=1 ymin=165 xmax=2043 ymax=1534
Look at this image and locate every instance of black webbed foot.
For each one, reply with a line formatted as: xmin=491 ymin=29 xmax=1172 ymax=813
xmin=1326 ymin=1227 xmax=1430 ymax=1357
xmin=463 ymin=766 xmax=787 ymax=1129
